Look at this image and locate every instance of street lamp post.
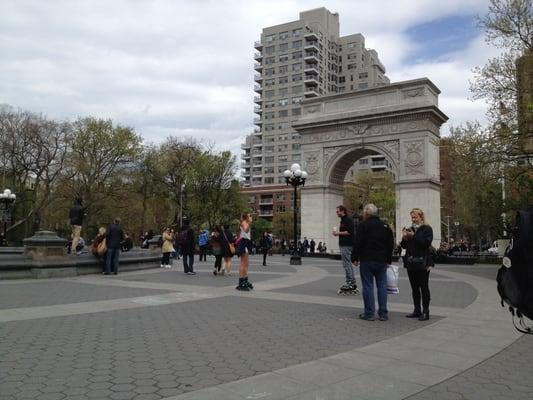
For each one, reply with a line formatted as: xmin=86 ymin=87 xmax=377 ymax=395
xmin=283 ymin=163 xmax=308 ymax=265
xmin=0 ymin=189 xmax=16 ymax=246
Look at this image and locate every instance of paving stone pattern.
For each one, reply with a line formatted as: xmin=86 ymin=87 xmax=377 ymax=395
xmin=272 ymin=276 xmax=478 ymax=308
xmin=407 ymin=335 xmax=533 ymax=400
xmin=0 ymin=296 xmax=429 ymax=400
xmin=0 ymin=281 xmax=174 ymax=309
xmin=439 ymin=264 xmax=499 ymax=281
xmin=122 ymin=270 xmax=283 ymax=287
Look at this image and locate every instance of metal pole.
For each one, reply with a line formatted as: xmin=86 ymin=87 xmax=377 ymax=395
xmin=293 ymin=184 xmax=297 ymax=252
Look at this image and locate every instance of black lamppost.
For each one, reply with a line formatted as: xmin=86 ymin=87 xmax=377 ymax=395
xmin=283 ymin=163 xmax=307 ymax=265
xmin=0 ymin=189 xmax=16 ymax=246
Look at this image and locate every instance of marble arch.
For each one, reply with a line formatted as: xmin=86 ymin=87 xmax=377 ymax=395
xmin=292 ymin=78 xmax=448 ymax=253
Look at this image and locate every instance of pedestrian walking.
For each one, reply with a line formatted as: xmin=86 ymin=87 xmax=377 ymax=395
xmin=260 ymin=231 xmax=271 ymax=266
xmin=211 ymin=225 xmax=223 ymax=275
xmin=179 ymin=219 xmax=196 ymax=275
xmin=236 ymin=213 xmax=254 ymax=291
xmin=221 ymin=224 xmax=235 ymax=276
xmin=198 ymin=229 xmax=209 ymax=262
xmin=352 ymin=204 xmax=394 ymax=321
xmin=401 ymin=207 xmax=434 ymax=321
xmin=104 ymin=218 xmax=124 ymax=275
xmin=333 ymin=205 xmax=358 ymax=295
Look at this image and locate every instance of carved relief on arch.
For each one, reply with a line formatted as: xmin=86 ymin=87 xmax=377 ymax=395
xmin=403 ymin=141 xmax=425 ymax=175
xmin=379 ymin=140 xmax=400 ymax=167
xmin=323 ymin=146 xmax=345 ymax=169
xmin=304 ymin=151 xmax=321 ymax=183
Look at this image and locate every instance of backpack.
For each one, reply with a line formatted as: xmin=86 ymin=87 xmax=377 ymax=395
xmin=177 ymin=229 xmax=188 ymax=245
xmin=496 ymin=208 xmax=533 ymax=334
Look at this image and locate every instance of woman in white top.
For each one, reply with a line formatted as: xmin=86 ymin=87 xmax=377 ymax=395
xmin=236 ymin=213 xmax=253 ymax=291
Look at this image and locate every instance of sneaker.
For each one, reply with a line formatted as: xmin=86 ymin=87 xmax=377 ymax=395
xmin=378 ymin=315 xmax=388 ymax=321
xmin=188 ymin=271 xmax=196 ymax=275
xmin=359 ymin=314 xmax=375 ymax=321
xmin=160 ymin=264 xmax=164 ymax=268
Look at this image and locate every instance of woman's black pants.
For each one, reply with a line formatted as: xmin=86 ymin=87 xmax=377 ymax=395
xmin=161 ymin=252 xmax=170 ymax=265
xmin=407 ymin=268 xmax=431 ymax=313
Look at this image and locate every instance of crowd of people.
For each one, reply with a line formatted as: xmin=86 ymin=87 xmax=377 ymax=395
xmin=69 ymin=196 xmax=437 ymax=317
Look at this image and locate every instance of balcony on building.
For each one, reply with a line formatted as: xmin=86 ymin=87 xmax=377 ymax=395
xmin=252 ymin=128 xmax=262 ymax=136
xmin=254 ymin=62 xmax=263 ymax=72
xmin=253 ymin=117 xmax=262 ymax=125
xmin=254 ymin=95 xmax=262 ymax=104
xmin=242 ymin=152 xmax=251 ymax=160
xmin=254 ymin=52 xmax=263 ymax=61
xmin=254 ymin=84 xmax=262 ymax=93
xmin=259 ymin=209 xmax=274 ymax=217
xmin=304 ymin=42 xmax=319 ymax=52
xmin=304 ymin=89 xmax=319 ymax=98
xmin=304 ymin=65 xmax=319 ymax=75
xmin=304 ymin=31 xmax=319 ymax=41
xmin=254 ymin=73 xmax=263 ymax=83
xmin=304 ymin=52 xmax=319 ymax=63
xmin=254 ymin=105 xmax=262 ymax=114
xmin=304 ymin=75 xmax=319 ymax=86
xmin=242 ymin=171 xmax=251 ymax=177
xmin=254 ymin=41 xmax=263 ymax=50
xmin=259 ymin=198 xmax=274 ymax=205
xmin=241 ymin=142 xmax=251 ymax=150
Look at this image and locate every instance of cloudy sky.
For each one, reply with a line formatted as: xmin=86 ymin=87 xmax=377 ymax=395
xmin=0 ymin=0 xmax=500 ymax=157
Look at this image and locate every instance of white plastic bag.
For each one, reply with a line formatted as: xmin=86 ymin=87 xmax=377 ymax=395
xmin=387 ymin=265 xmax=399 ymax=294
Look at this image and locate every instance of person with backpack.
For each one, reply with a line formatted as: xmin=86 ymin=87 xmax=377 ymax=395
xmin=260 ymin=231 xmax=271 ymax=266
xmin=497 ymin=207 xmax=533 ymax=333
xmin=221 ymin=224 xmax=235 ymax=276
xmin=401 ymin=207 xmax=434 ymax=321
xmin=179 ymin=219 xmax=196 ymax=275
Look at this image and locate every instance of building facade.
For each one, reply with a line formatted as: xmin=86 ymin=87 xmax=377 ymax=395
xmin=242 ymin=7 xmax=389 ymax=218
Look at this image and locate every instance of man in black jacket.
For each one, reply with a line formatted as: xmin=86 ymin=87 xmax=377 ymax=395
xmin=105 ymin=218 xmax=124 ymax=275
xmin=69 ymin=198 xmax=85 ymax=255
xmin=352 ymin=203 xmax=394 ymax=321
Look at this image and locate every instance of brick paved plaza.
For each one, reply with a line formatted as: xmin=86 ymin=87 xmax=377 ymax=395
xmin=1 ymin=255 xmax=532 ymax=400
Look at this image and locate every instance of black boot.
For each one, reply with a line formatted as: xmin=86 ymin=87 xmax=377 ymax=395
xmin=236 ymin=278 xmax=249 ymax=291
xmin=244 ymin=276 xmax=254 ymax=290
xmin=406 ymin=310 xmax=422 ymax=318
xmin=418 ymin=311 xmax=430 ymax=321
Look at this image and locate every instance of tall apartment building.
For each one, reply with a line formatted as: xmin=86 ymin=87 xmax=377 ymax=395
xmin=242 ymin=7 xmax=390 ymax=218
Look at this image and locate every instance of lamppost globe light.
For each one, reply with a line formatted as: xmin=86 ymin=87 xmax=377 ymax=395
xmin=301 ymin=171 xmax=308 ymax=179
xmin=294 ymin=169 xmax=302 ymax=177
xmin=3 ymin=189 xmax=11 ymax=196
xmin=283 ymin=170 xmax=292 ymax=178
xmin=9 ymin=194 xmax=16 ymax=200
xmin=290 ymin=163 xmax=300 ymax=172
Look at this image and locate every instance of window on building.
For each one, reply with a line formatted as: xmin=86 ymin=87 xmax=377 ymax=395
xmin=264 ymin=123 xmax=275 ymax=131
xmin=279 ymin=98 xmax=289 ymax=106
xmin=279 ymin=31 xmax=289 ymax=40
xmin=292 ymin=85 xmax=302 ymax=94
xmin=292 ymin=63 xmax=302 ymax=71
xmin=265 ymin=89 xmax=275 ymax=98
xmin=358 ymin=82 xmax=368 ymax=89
xmin=264 ymin=78 xmax=275 ymax=87
xmin=279 ymin=87 xmax=288 ymax=96
xmin=279 ymin=134 xmax=288 ymax=141
xmin=265 ymin=145 xmax=275 ymax=153
xmin=279 ymin=65 xmax=288 ymax=73
xmin=264 ymin=177 xmax=274 ymax=184
xmin=338 ymin=76 xmax=345 ymax=83
xmin=279 ymin=43 xmax=288 ymax=52
xmin=278 ymin=144 xmax=288 ymax=151
xmin=291 ymin=132 xmax=301 ymax=140
xmin=359 ymin=158 xmax=368 ymax=165
xmin=264 ymin=111 xmax=275 ymax=120
xmin=278 ymin=76 xmax=288 ymax=84
xmin=292 ymin=143 xmax=301 ymax=150
xmin=265 ymin=135 xmax=275 ymax=142
xmin=347 ymin=42 xmax=356 ymax=49
xmin=265 ymin=156 xmax=274 ymax=164
xmin=276 ymin=193 xmax=285 ymax=201
xmin=265 ymin=56 xmax=275 ymax=65
xmin=359 ymin=72 xmax=368 ymax=79
xmin=292 ymin=51 xmax=302 ymax=60
xmin=278 ymin=155 xmax=288 ymax=162
xmin=264 ymin=68 xmax=275 ymax=76
xmin=264 ymin=101 xmax=276 ymax=108
xmin=292 ymin=74 xmax=302 ymax=82
xmin=252 ymin=177 xmax=262 ymax=184
xmin=292 ymin=28 xmax=302 ymax=37
xmin=292 ymin=108 xmax=301 ymax=116
xmin=265 ymin=34 xmax=276 ymax=42
xmin=292 ymin=153 xmax=301 ymax=161
xmin=264 ymin=167 xmax=274 ymax=174
xmin=265 ymin=45 xmax=275 ymax=55
xmin=292 ymin=40 xmax=302 ymax=49
xmin=279 ymin=54 xmax=289 ymax=62
xmin=347 ymin=53 xmax=357 ymax=60
xmin=278 ymin=110 xmax=289 ymax=118
xmin=276 ymin=205 xmax=286 ymax=212
xmin=347 ymin=63 xmax=357 ymax=70
xmin=278 ymin=166 xmax=288 ymax=173
xmin=291 ymin=96 xmax=302 ymax=104
xmin=278 ymin=122 xmax=289 ymax=130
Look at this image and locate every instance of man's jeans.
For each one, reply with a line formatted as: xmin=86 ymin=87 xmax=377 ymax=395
xmin=105 ymin=248 xmax=120 ymax=274
xmin=360 ymin=261 xmax=388 ymax=318
xmin=183 ymin=254 xmax=194 ymax=273
xmin=340 ymin=246 xmax=355 ymax=283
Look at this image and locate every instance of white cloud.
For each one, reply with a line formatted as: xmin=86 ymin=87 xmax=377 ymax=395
xmin=0 ymin=0 xmax=497 ymax=158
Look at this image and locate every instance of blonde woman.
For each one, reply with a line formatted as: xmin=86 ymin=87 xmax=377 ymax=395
xmin=400 ymin=208 xmax=433 ymax=321
xmin=161 ymin=227 xmax=175 ymax=269
xmin=236 ymin=213 xmax=253 ymax=291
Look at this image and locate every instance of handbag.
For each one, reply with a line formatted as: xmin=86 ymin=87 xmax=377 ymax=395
xmin=222 ymin=230 xmax=236 ymax=255
xmin=405 ymin=255 xmax=427 ymax=271
xmin=96 ymin=238 xmax=107 ymax=257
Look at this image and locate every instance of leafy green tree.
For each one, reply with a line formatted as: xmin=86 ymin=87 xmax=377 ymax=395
xmin=272 ymin=211 xmax=293 ymax=241
xmin=251 ymin=217 xmax=272 ymax=243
